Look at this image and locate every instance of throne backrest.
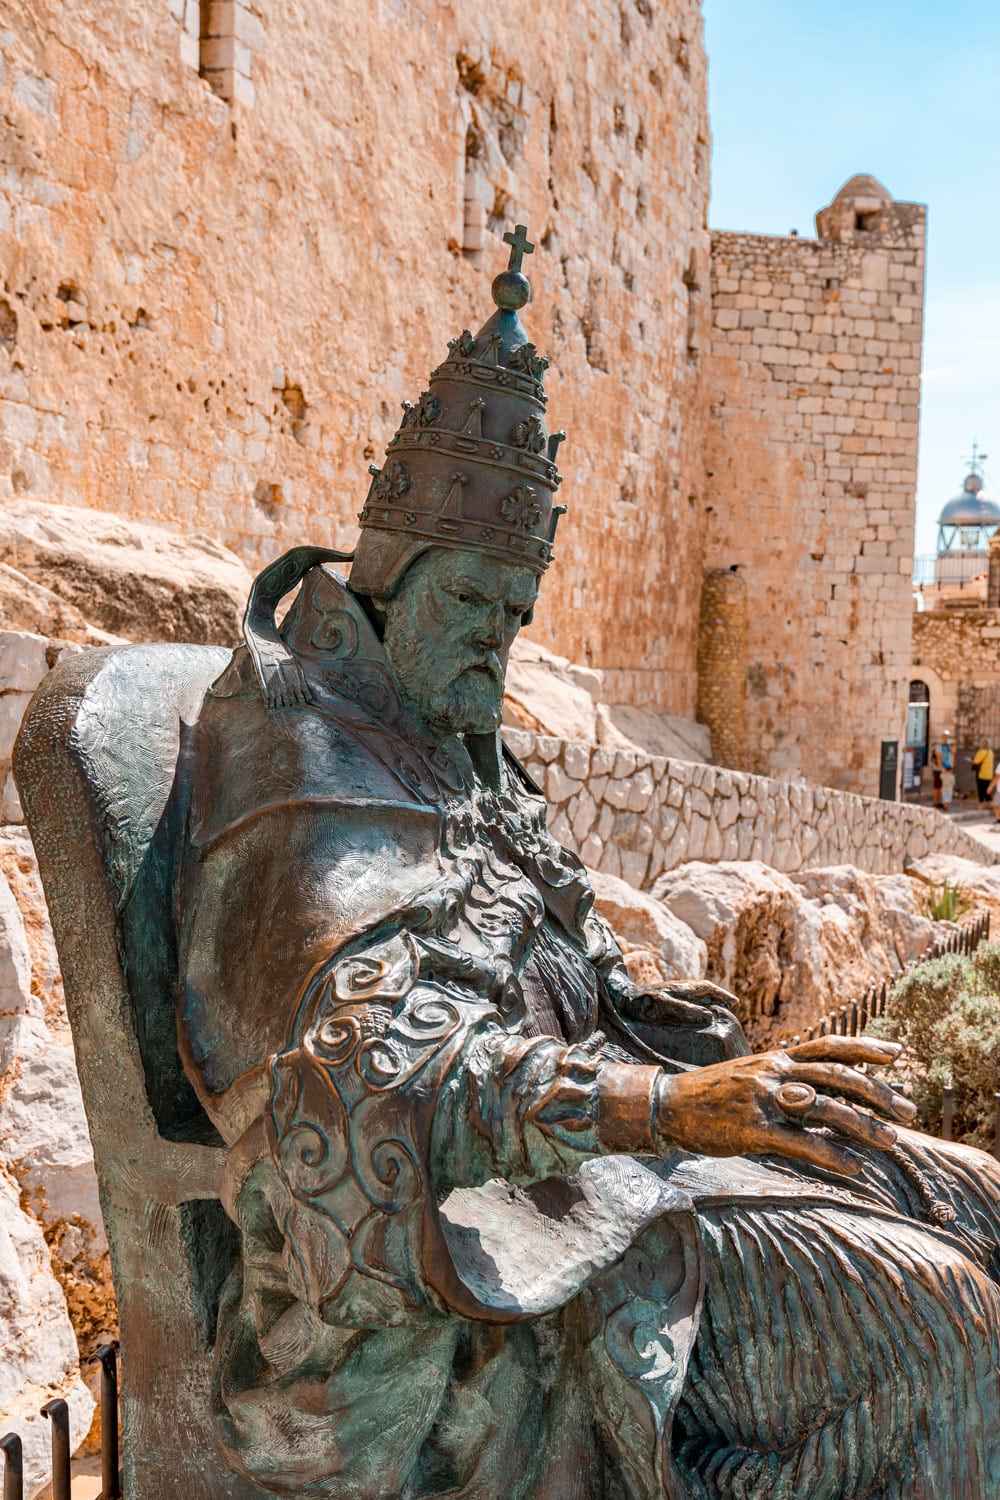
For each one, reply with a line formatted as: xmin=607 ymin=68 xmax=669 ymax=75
xmin=13 ymin=644 xmax=269 ymax=1500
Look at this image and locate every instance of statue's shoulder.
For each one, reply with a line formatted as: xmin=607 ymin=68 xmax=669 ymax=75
xmin=189 ymin=567 xmax=454 ymax=849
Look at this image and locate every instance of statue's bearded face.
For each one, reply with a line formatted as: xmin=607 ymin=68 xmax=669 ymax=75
xmin=381 ymin=549 xmax=539 ymax=735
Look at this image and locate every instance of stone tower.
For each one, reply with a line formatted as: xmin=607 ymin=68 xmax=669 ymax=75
xmin=703 ymin=175 xmax=926 ymax=795
xmin=696 ymin=566 xmax=748 ymax=767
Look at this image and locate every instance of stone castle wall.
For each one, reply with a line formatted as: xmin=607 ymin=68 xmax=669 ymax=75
xmin=703 ymin=181 xmax=925 ymax=794
xmin=0 ymin=0 xmax=711 ymax=716
xmin=912 ymin=607 xmax=1000 ymax=759
xmin=912 ymin=609 xmax=1000 ymax=691
xmin=504 ymin=728 xmax=992 ymax=888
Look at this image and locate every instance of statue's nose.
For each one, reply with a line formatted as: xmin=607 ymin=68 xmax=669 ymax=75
xmin=474 ymin=603 xmax=505 ymax=649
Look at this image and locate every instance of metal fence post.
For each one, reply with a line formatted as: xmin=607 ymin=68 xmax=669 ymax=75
xmin=40 ymin=1400 xmax=70 ymax=1500
xmin=92 ymin=1344 xmax=121 ymax=1499
xmin=0 ymin=1434 xmax=23 ymax=1500
xmin=942 ymin=1086 xmax=955 ymax=1143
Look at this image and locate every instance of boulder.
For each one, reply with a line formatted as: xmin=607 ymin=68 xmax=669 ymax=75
xmin=588 ymin=868 xmax=707 ymax=986
xmin=0 ymin=1168 xmax=94 ymax=1497
xmin=503 ymin=637 xmax=602 ymax=743
xmin=906 ymin=853 xmax=1000 ymax=927
xmin=788 ymin=866 xmax=940 ymax=969
xmin=0 ymin=631 xmax=77 ymax=825
xmin=601 ymin=703 xmax=712 ymax=763
xmin=0 ymin=499 xmax=252 ymax=645
xmin=0 ymin=835 xmax=115 ymax=1366
xmin=651 ymin=860 xmax=939 ymax=1046
xmin=0 ymin=562 xmax=117 ymax=646
xmin=503 ymin=634 xmax=710 ymax=763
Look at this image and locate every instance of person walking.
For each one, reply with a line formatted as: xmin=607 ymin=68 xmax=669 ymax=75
xmin=940 ymin=731 xmax=955 ymax=811
xmin=930 ymin=737 xmax=944 ymax=806
xmin=987 ymin=768 xmax=1000 ymax=823
xmin=972 ymin=739 xmax=995 ymax=805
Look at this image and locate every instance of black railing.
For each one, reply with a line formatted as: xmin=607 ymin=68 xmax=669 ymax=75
xmin=912 ymin=552 xmax=989 ymax=589
xmin=1 ymin=1345 xmax=121 ymax=1500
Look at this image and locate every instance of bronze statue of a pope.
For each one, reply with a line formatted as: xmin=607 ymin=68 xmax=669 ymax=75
xmin=178 ymin=229 xmax=1000 ymax=1497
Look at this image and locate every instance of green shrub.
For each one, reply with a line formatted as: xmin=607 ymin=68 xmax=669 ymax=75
xmin=868 ymin=943 xmax=1000 ymax=1148
xmin=921 ymin=879 xmax=971 ymax=923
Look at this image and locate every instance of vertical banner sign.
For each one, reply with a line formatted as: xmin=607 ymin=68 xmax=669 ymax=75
xmin=880 ymin=739 xmax=899 ymax=801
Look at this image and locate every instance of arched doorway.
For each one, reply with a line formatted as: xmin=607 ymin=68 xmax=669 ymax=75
xmin=904 ymin=679 xmax=930 ymax=792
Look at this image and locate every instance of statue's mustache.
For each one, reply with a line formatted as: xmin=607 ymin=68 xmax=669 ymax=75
xmin=452 ymin=651 xmax=503 ymax=689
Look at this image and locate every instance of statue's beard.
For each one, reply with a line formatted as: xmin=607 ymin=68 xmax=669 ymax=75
xmin=384 ymin=618 xmax=504 ymax=735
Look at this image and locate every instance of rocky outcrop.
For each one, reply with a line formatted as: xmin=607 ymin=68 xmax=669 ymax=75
xmin=0 ymin=829 xmax=115 ymax=1361
xmin=907 ymin=853 xmax=1000 ymax=931
xmin=652 ymin=860 xmax=944 ymax=1046
xmin=588 ymin=869 xmax=707 ymax=987
xmin=0 ymin=856 xmax=96 ymax=1491
xmin=0 ymin=1168 xmax=94 ymax=1496
xmin=0 ymin=631 xmax=80 ymax=824
xmin=503 ymin=637 xmax=711 ymax=764
xmin=0 ymin=562 xmax=116 ymax=646
xmin=0 ymin=500 xmax=252 ymax=646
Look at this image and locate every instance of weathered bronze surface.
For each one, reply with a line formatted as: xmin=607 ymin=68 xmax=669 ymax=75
xmin=15 ymin=232 xmax=1000 ymax=1497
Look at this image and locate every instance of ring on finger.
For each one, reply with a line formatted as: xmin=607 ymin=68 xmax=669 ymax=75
xmin=776 ymin=1081 xmax=818 ymax=1123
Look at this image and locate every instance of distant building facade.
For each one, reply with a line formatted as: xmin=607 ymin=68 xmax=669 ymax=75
xmin=910 ymin=454 xmax=1000 ymax=795
xmin=913 ymin=446 xmax=1000 ymax=608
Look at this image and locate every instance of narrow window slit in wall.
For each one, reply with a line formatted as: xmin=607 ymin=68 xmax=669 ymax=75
xmin=457 ymin=52 xmax=527 ymax=263
xmin=463 ymin=122 xmax=486 ymax=256
xmin=684 ymin=251 xmax=701 ymax=364
xmin=201 ymin=3 xmax=254 ymax=106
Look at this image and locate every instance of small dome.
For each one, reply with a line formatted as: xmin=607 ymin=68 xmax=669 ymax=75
xmin=815 ymin=175 xmax=895 ymax=241
xmin=830 ymin=174 xmax=892 ymax=206
xmin=938 ymin=488 xmax=1000 ymax=527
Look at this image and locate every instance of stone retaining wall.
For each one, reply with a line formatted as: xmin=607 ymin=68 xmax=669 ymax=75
xmin=505 ymin=729 xmax=996 ymax=886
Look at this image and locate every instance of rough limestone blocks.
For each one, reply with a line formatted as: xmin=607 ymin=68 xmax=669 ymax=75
xmin=505 ymin=728 xmax=997 ymax=886
xmin=0 ymin=630 xmax=68 ymax=824
xmin=503 ymin=636 xmax=711 ymax=763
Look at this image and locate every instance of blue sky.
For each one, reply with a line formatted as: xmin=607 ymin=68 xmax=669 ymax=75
xmin=703 ymin=0 xmax=1000 ymax=555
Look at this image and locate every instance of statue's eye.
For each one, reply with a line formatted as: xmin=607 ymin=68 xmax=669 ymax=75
xmin=455 ymin=591 xmax=470 ymax=604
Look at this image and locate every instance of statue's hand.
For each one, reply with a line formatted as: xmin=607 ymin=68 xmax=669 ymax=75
xmin=622 ymin=982 xmax=751 ymax=1066
xmin=654 ymin=1036 xmax=917 ymax=1177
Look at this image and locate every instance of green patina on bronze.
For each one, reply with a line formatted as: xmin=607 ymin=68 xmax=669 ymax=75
xmin=13 ymin=230 xmax=1000 ymax=1499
